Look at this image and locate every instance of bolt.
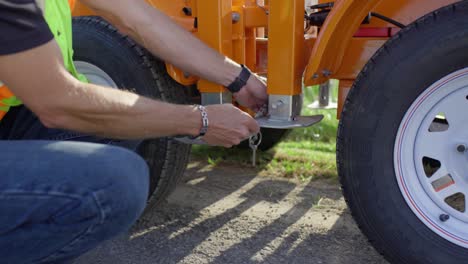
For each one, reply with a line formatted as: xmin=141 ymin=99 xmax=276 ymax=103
xmin=232 ymin=12 xmax=241 ymax=23
xmin=182 ymin=7 xmax=192 ymax=16
xmin=322 ymin=69 xmax=332 ymax=77
xmin=440 ymin=214 xmax=450 ymax=222
xmin=457 ymin=144 xmax=467 ymax=153
xmin=312 ymin=73 xmax=319 ymax=79
xmin=271 ymin=100 xmax=284 ymax=110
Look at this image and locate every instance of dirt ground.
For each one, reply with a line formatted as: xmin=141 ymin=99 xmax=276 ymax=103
xmin=75 ymin=161 xmax=388 ymax=264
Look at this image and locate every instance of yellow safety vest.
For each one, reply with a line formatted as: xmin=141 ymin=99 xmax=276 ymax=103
xmin=0 ymin=0 xmax=85 ymax=121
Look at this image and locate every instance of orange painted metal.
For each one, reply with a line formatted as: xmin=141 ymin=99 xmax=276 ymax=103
xmin=68 ymin=0 xmax=76 ymax=10
xmin=245 ymin=28 xmax=257 ymax=70
xmin=145 ymin=0 xmax=196 ymax=31
xmin=243 ymin=0 xmax=258 ymax=71
xmin=267 ymin=0 xmax=305 ymax=96
xmin=256 ymin=36 xmax=315 ymax=76
xmin=308 ymin=0 xmax=458 ymax=86
xmin=165 ymin=64 xmax=199 ymax=86
xmin=244 ymin=6 xmax=268 ymax=28
xmin=72 ymin=0 xmax=459 ymax=100
xmin=232 ymin=1 xmax=246 ymax=66
xmin=337 ymin=79 xmax=353 ymax=119
xmin=73 ymin=1 xmax=196 ymax=31
xmin=196 ymin=0 xmax=233 ymax=93
xmin=72 ymin=1 xmax=94 ymax=16
xmin=318 ymin=0 xmax=458 ymax=27
xmin=304 ymin=0 xmax=383 ymax=86
xmin=255 ymin=38 xmax=268 ymax=75
xmin=334 ymin=38 xmax=387 ymax=80
xmin=365 ymin=0 xmax=459 ymax=28
xmin=145 ymin=0 xmax=190 ymax=17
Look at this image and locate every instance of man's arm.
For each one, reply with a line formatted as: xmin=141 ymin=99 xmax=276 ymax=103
xmin=80 ymin=0 xmax=268 ymax=110
xmin=0 ymin=40 xmax=258 ymax=147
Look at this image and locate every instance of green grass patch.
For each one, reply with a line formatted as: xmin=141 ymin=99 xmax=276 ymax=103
xmin=191 ymin=81 xmax=340 ymax=182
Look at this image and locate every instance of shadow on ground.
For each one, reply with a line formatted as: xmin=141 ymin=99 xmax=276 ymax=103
xmin=75 ymin=161 xmax=387 ymax=264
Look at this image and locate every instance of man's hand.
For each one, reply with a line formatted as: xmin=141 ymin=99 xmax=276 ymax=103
xmin=233 ymin=74 xmax=268 ymax=111
xmin=203 ymin=104 xmax=260 ymax=148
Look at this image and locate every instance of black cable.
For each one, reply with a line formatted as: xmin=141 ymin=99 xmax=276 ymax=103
xmin=370 ymin=12 xmax=406 ymax=28
xmin=307 ymin=2 xmax=406 ymax=29
xmin=310 ymin=2 xmax=334 ymax=10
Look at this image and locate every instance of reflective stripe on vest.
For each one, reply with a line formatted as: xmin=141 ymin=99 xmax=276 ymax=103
xmin=0 ymin=0 xmax=86 ymax=121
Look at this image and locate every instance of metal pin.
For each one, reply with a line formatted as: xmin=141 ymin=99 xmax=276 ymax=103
xmin=249 ymin=132 xmax=262 ymax=167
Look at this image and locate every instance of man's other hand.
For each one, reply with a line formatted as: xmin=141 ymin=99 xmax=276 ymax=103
xmin=203 ymin=104 xmax=260 ymax=148
xmin=234 ymin=74 xmax=268 ymax=111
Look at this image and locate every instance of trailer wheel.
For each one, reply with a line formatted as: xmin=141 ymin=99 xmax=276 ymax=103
xmin=338 ymin=1 xmax=468 ymax=263
xmin=72 ymin=16 xmax=191 ymax=207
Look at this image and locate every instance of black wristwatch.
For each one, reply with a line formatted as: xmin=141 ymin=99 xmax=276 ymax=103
xmin=226 ymin=64 xmax=251 ymax=93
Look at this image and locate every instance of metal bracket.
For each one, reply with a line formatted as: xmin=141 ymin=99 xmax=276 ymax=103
xmin=201 ymin=92 xmax=232 ymax=105
xmin=256 ymin=115 xmax=323 ymax=129
xmin=260 ymin=94 xmax=324 ymax=128
xmin=268 ymin=94 xmax=302 ymax=121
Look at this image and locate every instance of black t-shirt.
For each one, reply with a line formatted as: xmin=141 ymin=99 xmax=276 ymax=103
xmin=0 ymin=0 xmax=53 ymax=55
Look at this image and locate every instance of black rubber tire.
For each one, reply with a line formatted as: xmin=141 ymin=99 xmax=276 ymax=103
xmin=72 ymin=16 xmax=191 ymax=207
xmin=338 ymin=2 xmax=468 ymax=263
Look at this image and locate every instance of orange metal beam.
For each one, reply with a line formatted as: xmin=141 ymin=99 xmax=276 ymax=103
xmin=244 ymin=6 xmax=268 ymax=28
xmin=196 ymin=0 xmax=233 ymax=93
xmin=334 ymin=38 xmax=387 ymax=79
xmin=337 ymin=79 xmax=354 ymax=119
xmin=232 ymin=0 xmax=246 ymax=66
xmin=267 ymin=0 xmax=305 ymax=95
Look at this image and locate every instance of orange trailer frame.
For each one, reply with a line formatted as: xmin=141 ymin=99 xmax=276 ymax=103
xmin=73 ymin=0 xmax=458 ymax=118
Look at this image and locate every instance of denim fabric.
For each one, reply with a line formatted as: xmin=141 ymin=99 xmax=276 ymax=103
xmin=0 ymin=106 xmax=150 ymax=263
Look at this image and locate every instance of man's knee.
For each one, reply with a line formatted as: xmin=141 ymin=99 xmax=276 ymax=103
xmin=92 ymin=145 xmax=150 ymax=227
xmin=1 ymin=143 xmax=150 ymax=263
xmin=51 ymin=144 xmax=149 ymax=234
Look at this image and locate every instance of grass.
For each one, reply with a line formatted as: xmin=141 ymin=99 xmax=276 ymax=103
xmin=191 ymin=81 xmax=340 ymax=182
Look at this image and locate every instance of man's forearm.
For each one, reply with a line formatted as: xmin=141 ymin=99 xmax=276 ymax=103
xmin=0 ymin=40 xmax=201 ymax=139
xmin=130 ymin=9 xmax=241 ymax=87
xmin=41 ymin=81 xmax=201 ymax=139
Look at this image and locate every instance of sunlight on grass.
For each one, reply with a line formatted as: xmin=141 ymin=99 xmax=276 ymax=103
xmin=191 ymin=81 xmax=340 ymax=182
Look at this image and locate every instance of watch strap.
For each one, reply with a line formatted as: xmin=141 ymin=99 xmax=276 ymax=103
xmin=226 ymin=64 xmax=251 ymax=93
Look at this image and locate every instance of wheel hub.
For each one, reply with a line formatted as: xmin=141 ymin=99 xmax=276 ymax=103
xmin=74 ymin=61 xmax=117 ymax=88
xmin=395 ymin=68 xmax=468 ymax=247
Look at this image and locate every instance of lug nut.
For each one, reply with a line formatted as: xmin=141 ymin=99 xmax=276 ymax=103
xmin=439 ymin=214 xmax=450 ymax=222
xmin=457 ymin=144 xmax=467 ymax=153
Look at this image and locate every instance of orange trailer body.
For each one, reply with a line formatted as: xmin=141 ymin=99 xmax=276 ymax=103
xmin=72 ymin=0 xmax=458 ymax=116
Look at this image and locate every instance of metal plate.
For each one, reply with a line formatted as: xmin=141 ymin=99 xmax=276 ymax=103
xmin=256 ymin=115 xmax=324 ymax=129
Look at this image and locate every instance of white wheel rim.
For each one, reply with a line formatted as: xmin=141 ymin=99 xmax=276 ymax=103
xmin=395 ymin=68 xmax=468 ymax=247
xmin=74 ymin=61 xmax=118 ymax=88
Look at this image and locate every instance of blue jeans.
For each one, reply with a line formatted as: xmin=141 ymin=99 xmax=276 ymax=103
xmin=0 ymin=106 xmax=150 ymax=264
